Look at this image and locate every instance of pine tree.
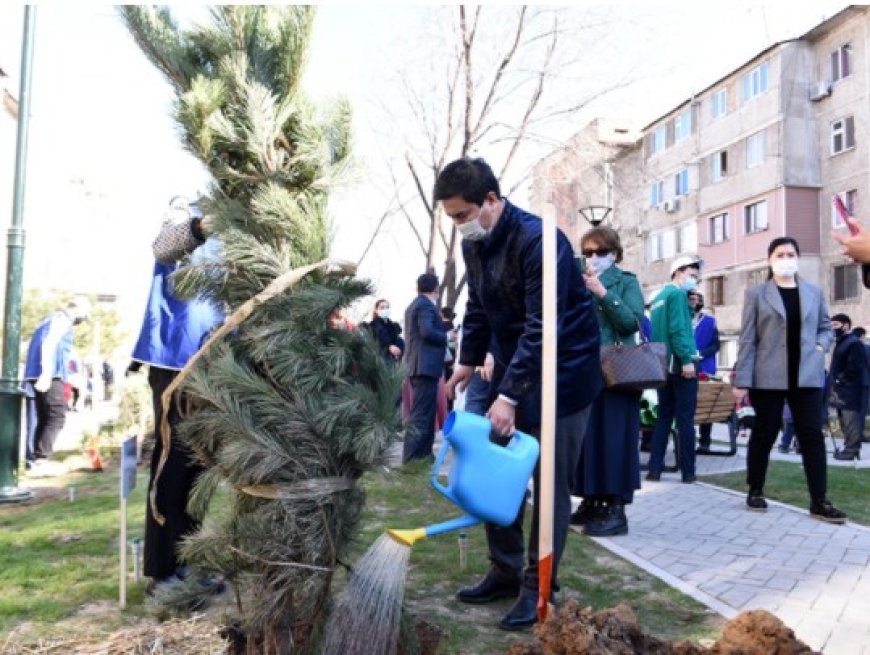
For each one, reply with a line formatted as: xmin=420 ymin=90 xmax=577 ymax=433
xmin=121 ymin=7 xmax=402 ymax=652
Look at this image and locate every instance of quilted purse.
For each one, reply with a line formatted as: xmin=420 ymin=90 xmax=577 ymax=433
xmin=599 ymin=321 xmax=667 ymax=392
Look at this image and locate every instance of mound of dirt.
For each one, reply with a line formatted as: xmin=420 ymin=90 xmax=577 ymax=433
xmin=507 ymin=601 xmax=817 ymax=655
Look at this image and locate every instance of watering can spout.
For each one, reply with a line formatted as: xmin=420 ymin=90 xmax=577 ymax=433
xmin=386 ymin=527 xmax=427 ymax=547
xmin=386 ymin=514 xmax=481 ymax=548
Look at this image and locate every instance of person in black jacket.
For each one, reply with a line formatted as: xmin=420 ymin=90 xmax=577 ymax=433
xmin=366 ymin=298 xmax=404 ymax=363
xmin=402 ymin=274 xmax=447 ymax=463
xmin=438 ymin=157 xmax=601 ymax=631
xmin=829 ymin=313 xmax=869 ymax=460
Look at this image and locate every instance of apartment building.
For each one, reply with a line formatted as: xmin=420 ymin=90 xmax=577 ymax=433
xmin=530 ymin=5 xmax=870 ymax=368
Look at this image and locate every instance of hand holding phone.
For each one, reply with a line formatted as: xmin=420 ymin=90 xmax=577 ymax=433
xmin=833 ymin=194 xmax=860 ymax=236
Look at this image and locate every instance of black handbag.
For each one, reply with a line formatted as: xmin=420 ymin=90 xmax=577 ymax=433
xmin=599 ymin=321 xmax=668 ymax=392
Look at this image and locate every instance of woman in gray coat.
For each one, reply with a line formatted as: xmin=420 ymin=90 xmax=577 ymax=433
xmin=733 ymin=237 xmax=846 ymax=523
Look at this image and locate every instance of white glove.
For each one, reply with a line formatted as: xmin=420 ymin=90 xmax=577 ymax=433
xmin=35 ymin=376 xmax=51 ymax=393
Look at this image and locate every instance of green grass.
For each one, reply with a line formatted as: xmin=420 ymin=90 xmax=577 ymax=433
xmin=356 ymin=460 xmax=721 ymax=653
xmin=1 ymin=454 xmax=723 ymax=652
xmin=701 ymin=461 xmax=870 ymax=525
xmin=0 ymin=449 xmax=150 ymax=638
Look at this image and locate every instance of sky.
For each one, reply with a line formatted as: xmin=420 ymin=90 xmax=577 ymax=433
xmin=0 ymin=1 xmax=850 ymax=346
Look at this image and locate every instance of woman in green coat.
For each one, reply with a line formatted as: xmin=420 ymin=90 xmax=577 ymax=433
xmin=571 ymin=226 xmax=645 ymax=536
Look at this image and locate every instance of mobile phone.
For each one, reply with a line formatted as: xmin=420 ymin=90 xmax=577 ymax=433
xmin=833 ymin=194 xmax=860 ymax=236
xmin=575 ymin=255 xmax=586 ymax=275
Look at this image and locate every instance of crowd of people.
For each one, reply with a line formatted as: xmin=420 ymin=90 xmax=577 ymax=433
xmin=19 ymin=156 xmax=870 ymax=630
xmin=379 ymin=157 xmax=870 ymax=631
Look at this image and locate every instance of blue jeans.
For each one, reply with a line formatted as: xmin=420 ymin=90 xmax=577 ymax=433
xmin=648 ymin=374 xmax=699 ymax=480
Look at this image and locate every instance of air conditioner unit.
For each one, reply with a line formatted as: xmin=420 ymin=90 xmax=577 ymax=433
xmin=810 ymin=81 xmax=831 ymax=102
xmin=663 ymin=198 xmax=680 ymax=213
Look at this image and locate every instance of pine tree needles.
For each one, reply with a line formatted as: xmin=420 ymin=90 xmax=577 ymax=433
xmin=121 ymin=6 xmax=400 ymax=652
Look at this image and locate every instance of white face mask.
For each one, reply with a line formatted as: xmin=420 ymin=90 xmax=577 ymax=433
xmin=588 ymin=253 xmax=616 ymax=275
xmin=378 ymin=308 xmax=391 ymax=320
xmin=771 ymin=259 xmax=799 ymax=278
xmin=457 ymin=208 xmax=488 ymax=241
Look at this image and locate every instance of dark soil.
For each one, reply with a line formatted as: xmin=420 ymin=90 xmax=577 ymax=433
xmin=507 ymin=601 xmax=817 ymax=655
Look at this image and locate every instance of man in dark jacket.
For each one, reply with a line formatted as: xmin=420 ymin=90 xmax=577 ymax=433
xmin=402 ymin=273 xmax=448 ymax=463
xmin=438 ymin=157 xmax=601 ymax=631
xmin=829 ymin=313 xmax=869 ymax=460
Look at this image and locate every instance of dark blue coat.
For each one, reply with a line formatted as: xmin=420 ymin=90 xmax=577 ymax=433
xmin=693 ymin=314 xmax=720 ymax=375
xmin=403 ymin=295 xmax=447 ymax=379
xmin=459 ymin=199 xmax=601 ymax=427
xmin=367 ymin=316 xmax=405 ymax=361
xmin=830 ymin=332 xmax=870 ymax=411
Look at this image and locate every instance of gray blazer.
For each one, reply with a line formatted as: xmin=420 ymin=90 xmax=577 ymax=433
xmin=734 ymin=279 xmax=834 ymax=390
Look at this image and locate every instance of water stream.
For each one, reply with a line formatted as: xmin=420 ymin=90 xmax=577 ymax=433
xmin=320 ymin=533 xmax=412 ymax=655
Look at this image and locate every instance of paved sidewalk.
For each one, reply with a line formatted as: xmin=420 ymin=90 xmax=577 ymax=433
xmin=585 ymin=430 xmax=870 ymax=654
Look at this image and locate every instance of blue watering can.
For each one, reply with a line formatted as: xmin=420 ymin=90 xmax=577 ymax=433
xmin=387 ymin=410 xmax=540 ymax=547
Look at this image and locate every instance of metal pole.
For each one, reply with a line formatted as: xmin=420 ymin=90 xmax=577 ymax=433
xmin=0 ymin=6 xmax=37 ymax=502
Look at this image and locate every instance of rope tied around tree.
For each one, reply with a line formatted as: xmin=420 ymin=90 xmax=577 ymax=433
xmin=150 ymin=258 xmax=358 ymax=525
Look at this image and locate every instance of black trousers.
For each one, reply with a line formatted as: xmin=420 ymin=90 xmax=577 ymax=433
xmin=746 ymin=388 xmax=827 ymax=502
xmin=486 ymin=406 xmax=590 ymax=593
xmin=404 ymin=375 xmax=438 ymax=463
xmin=144 ymin=366 xmax=204 ymax=580
xmin=33 ymin=379 xmax=67 ymax=458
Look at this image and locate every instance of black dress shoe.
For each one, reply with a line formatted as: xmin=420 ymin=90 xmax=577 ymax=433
xmin=583 ymin=504 xmax=628 ymax=537
xmin=498 ymin=590 xmax=538 ymax=631
xmin=457 ymin=568 xmax=520 ymax=604
xmin=645 ymin=471 xmax=660 ymax=481
xmin=682 ymin=475 xmax=696 ymax=484
xmin=833 ymin=450 xmax=860 ymax=461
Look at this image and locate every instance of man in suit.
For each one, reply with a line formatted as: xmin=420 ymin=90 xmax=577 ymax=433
xmin=438 ymin=157 xmax=601 ymax=631
xmin=829 ymin=313 xmax=869 ymax=460
xmin=402 ymin=273 xmax=447 ymax=463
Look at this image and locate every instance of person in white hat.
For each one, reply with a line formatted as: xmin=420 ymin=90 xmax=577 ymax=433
xmin=645 ymin=255 xmax=701 ymax=483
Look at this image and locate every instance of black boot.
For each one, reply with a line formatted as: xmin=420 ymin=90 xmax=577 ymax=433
xmin=498 ymin=588 xmax=538 ymax=631
xmin=570 ymin=497 xmax=602 ymax=526
xmin=583 ymin=499 xmax=627 ymax=537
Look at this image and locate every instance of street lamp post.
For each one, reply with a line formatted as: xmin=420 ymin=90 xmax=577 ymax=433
xmin=578 ymin=205 xmax=613 ymax=227
xmin=0 ymin=6 xmax=37 ymax=503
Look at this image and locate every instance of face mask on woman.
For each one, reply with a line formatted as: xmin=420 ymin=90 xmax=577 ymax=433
xmin=378 ymin=308 xmax=391 ymax=320
xmin=771 ymin=259 xmax=799 ymax=278
xmin=588 ymin=253 xmax=616 ymax=275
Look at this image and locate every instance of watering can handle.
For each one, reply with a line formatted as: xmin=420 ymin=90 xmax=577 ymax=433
xmin=430 ymin=439 xmax=452 ymax=497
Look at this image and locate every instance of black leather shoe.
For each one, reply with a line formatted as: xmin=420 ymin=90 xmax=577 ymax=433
xmin=682 ymin=475 xmax=697 ymax=484
xmin=695 ymin=446 xmax=711 ymax=455
xmin=833 ymin=450 xmax=860 ymax=461
xmin=570 ymin=498 xmax=602 ymax=526
xmin=645 ymin=471 xmax=660 ymax=482
xmin=746 ymin=491 xmax=767 ymax=512
xmin=457 ymin=569 xmax=520 ymax=604
xmin=498 ymin=591 xmax=538 ymax=631
xmin=809 ymin=499 xmax=847 ymax=524
xmin=583 ymin=504 xmax=628 ymax=537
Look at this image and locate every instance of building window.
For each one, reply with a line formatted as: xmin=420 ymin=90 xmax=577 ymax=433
xmin=831 ymin=44 xmax=852 ymax=82
xmin=831 ymin=190 xmax=857 ymax=228
xmin=650 ymin=180 xmax=664 ymax=207
xmin=674 ymin=168 xmax=689 ymax=196
xmin=650 ymin=125 xmax=666 ymax=155
xmin=674 ymin=109 xmax=692 ymax=141
xmin=744 ymin=200 xmax=768 ymax=234
xmin=676 ymin=222 xmax=697 ymax=254
xmin=747 ymin=268 xmax=767 ymax=288
xmin=711 ymin=89 xmax=727 ymax=120
xmin=709 ymin=213 xmax=729 ymax=244
xmin=711 ymin=150 xmax=728 ymax=181
xmin=747 ymin=131 xmax=765 ymax=168
xmin=832 ymin=263 xmax=859 ymax=301
xmin=831 ymin=116 xmax=856 ymax=154
xmin=741 ymin=62 xmax=769 ymax=102
xmin=708 ymin=276 xmax=725 ymax=306
xmin=648 ymin=233 xmax=664 ymax=262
